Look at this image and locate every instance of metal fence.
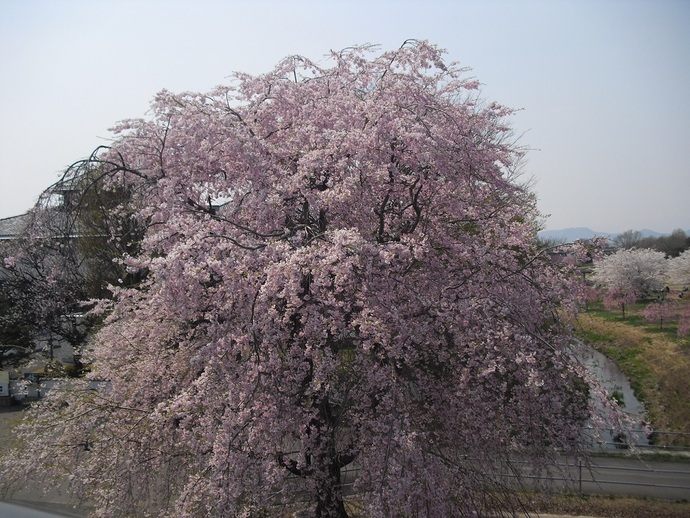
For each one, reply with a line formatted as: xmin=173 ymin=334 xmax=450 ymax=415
xmin=334 ymin=435 xmax=690 ymax=502
xmin=588 ymin=428 xmax=690 ymax=452
xmin=335 ymin=457 xmax=690 ymax=501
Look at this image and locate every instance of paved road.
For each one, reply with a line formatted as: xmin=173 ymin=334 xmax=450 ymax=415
xmin=515 ymin=455 xmax=690 ymax=500
xmin=579 ymin=456 xmax=690 ymax=499
xmin=0 ymin=501 xmax=82 ymax=517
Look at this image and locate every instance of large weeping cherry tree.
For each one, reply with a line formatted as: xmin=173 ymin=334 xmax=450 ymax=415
xmin=3 ymin=41 xmax=605 ymax=517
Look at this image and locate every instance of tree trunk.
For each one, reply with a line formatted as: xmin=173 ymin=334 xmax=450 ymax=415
xmin=314 ymin=461 xmax=348 ymax=518
xmin=311 ymin=396 xmax=349 ymax=518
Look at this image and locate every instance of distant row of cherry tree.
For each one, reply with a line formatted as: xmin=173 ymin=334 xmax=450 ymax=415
xmin=590 ymin=247 xmax=690 ymax=335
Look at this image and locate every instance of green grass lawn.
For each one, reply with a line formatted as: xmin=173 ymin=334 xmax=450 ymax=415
xmin=577 ymin=298 xmax=690 ymax=445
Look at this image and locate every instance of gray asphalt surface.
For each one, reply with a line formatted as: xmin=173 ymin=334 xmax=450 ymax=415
xmin=515 ymin=455 xmax=690 ymax=500
xmin=579 ymin=456 xmax=690 ymax=500
xmin=0 ymin=501 xmax=82 ymax=518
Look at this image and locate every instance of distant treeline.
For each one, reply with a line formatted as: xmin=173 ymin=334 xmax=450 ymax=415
xmin=613 ymin=228 xmax=689 ymax=257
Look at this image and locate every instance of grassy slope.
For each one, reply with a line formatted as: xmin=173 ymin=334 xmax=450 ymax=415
xmin=527 ymin=300 xmax=690 ymax=516
xmin=527 ymin=493 xmax=690 ymax=518
xmin=349 ymin=495 xmax=690 ymax=518
xmin=576 ymin=299 xmax=690 ymax=443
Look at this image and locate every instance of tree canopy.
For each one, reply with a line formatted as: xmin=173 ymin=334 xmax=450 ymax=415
xmin=592 ymin=248 xmax=668 ymax=300
xmin=638 ymin=228 xmax=689 ymax=257
xmin=669 ymin=249 xmax=690 ymax=288
xmin=0 ymin=162 xmax=143 ymax=371
xmin=2 ymin=41 xmax=601 ymax=517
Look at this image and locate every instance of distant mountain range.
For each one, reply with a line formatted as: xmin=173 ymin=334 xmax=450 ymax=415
xmin=537 ymin=227 xmax=680 ymax=242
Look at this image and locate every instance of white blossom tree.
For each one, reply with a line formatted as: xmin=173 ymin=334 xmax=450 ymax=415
xmin=592 ymin=248 xmax=668 ymax=316
xmin=668 ymin=249 xmax=690 ymax=288
xmin=668 ymin=250 xmax=690 ymax=336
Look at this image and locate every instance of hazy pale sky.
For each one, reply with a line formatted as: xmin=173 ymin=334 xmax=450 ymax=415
xmin=1 ymin=0 xmax=688 ymax=232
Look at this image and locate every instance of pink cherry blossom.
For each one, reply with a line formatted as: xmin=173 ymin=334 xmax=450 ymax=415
xmin=2 ymin=41 xmax=610 ymax=517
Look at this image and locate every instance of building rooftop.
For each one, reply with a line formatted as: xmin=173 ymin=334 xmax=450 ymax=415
xmin=0 ymin=214 xmax=29 ymax=240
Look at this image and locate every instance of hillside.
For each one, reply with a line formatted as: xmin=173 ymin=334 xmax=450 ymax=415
xmin=538 ymin=227 xmax=672 ymax=243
